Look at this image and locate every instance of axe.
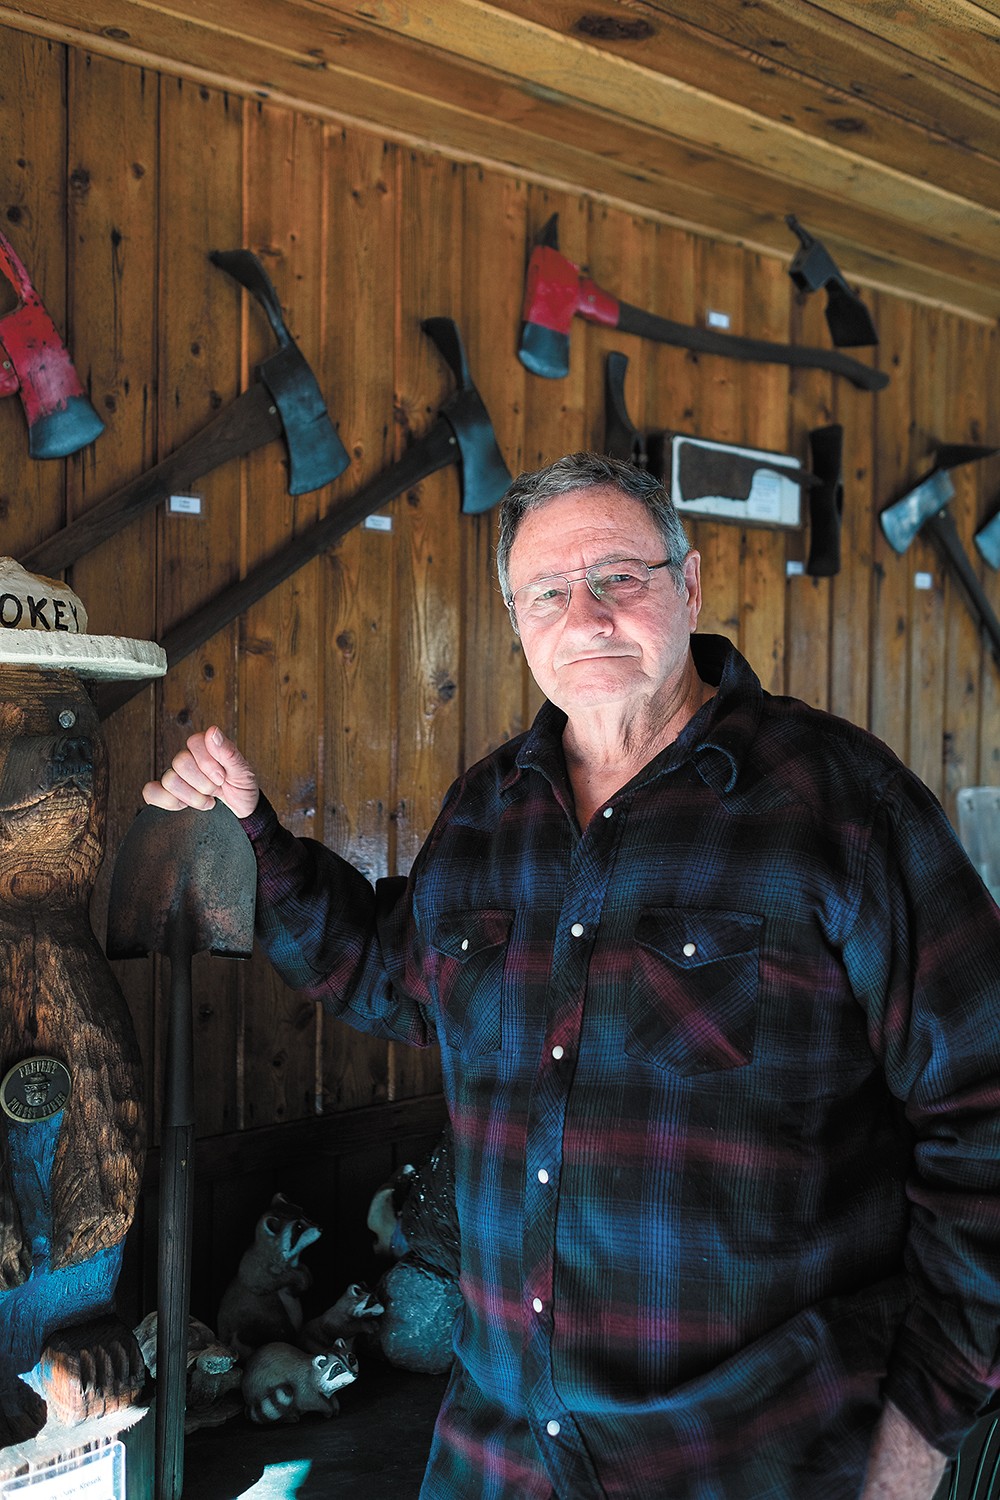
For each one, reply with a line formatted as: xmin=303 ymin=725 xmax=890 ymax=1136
xmin=0 ymin=227 xmax=105 ymax=458
xmin=23 ymin=249 xmax=349 ymax=577
xmin=520 ymin=215 xmax=888 ymax=393
xmin=95 ymin=317 xmax=510 ymax=718
xmin=785 ymin=215 xmax=879 ymax=349
xmin=603 ymin=350 xmax=844 ymax=574
xmin=880 ymin=446 xmax=1000 ymax=666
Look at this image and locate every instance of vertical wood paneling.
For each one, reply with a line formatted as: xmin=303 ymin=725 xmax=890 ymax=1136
xmin=869 ymin=294 xmax=914 ymax=760
xmin=0 ymin=31 xmax=66 ymax=558
xmin=784 ymin=291 xmax=834 ymax=709
xmin=156 ymin=77 xmax=243 ymax=1136
xmin=320 ymin=127 xmax=397 ymax=1114
xmin=977 ymin=327 xmax=1000 ymax=790
xmin=829 ymin=300 xmax=876 ymax=730
xmin=238 ymin=102 xmax=326 ymax=1129
xmin=907 ymin=307 xmax=947 ymax=801
xmin=64 ymin=49 xmax=159 ymax=1109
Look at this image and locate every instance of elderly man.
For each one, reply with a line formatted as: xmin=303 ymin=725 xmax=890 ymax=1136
xmin=146 ymin=453 xmax=1000 ymax=1498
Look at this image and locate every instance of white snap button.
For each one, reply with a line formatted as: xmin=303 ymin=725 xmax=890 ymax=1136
xmin=603 ymin=807 xmax=613 ymax=818
xmin=551 ymin=1045 xmax=564 ymax=1060
xmin=571 ymin=922 xmax=585 ymax=937
xmin=461 ymin=938 xmax=469 ymax=951
xmin=546 ymin=1420 xmax=561 ymax=1437
xmin=532 ymin=1297 xmax=544 ymax=1313
xmin=682 ymin=941 xmax=697 ymax=957
xmin=537 ymin=1168 xmax=550 ymax=1184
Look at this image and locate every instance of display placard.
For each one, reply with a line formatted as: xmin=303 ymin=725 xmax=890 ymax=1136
xmin=669 ymin=435 xmax=803 ymax=529
xmin=1 ymin=1443 xmax=124 ymax=1500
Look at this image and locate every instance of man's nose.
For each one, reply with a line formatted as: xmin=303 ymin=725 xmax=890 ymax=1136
xmin=564 ymin=579 xmax=613 ymax=626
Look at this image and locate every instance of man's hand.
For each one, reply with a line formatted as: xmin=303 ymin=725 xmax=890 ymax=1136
xmin=142 ymin=726 xmax=260 ymax=821
xmin=859 ymin=1400 xmax=948 ymax=1499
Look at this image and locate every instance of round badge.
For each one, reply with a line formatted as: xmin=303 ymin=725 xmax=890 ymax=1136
xmin=1 ymin=1056 xmax=72 ymax=1124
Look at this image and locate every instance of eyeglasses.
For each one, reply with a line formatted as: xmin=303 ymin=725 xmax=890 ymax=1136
xmin=507 ymin=558 xmax=673 ymax=627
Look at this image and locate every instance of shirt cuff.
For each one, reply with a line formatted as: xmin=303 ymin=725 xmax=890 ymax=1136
xmin=239 ymin=791 xmax=280 ymax=847
xmin=884 ymin=1323 xmax=999 ymax=1456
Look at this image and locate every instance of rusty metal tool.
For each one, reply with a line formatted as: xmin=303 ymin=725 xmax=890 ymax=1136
xmin=24 ymin=249 xmax=348 ymax=577
xmin=106 ymin=801 xmax=256 ymax=1500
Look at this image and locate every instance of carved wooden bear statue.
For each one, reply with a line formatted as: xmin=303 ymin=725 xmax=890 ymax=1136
xmin=0 ymin=559 xmax=165 ymax=1450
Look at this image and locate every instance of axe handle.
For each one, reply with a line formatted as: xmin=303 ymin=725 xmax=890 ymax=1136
xmin=926 ymin=509 xmax=1000 ymax=667
xmin=22 ymin=382 xmax=283 ymax=576
xmin=97 ymin=417 xmax=459 ymax=719
xmin=612 ymin=300 xmax=888 ymax=393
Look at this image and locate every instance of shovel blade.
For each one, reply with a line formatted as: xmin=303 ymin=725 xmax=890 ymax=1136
xmin=107 ymin=800 xmax=256 ymax=961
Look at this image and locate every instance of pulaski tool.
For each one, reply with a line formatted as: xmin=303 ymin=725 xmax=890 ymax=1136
xmin=0 ymin=228 xmax=105 ymax=459
xmin=24 ymin=249 xmax=349 ymax=577
xmin=880 ymin=446 xmax=1000 ymax=666
xmin=520 ymin=215 xmax=888 ymax=393
xmin=785 ymin=215 xmax=879 ymax=350
xmin=107 ymin=801 xmax=256 ymax=1500
xmin=96 ymin=316 xmax=511 ymax=718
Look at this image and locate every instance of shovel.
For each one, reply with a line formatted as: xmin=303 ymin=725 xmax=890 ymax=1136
xmin=107 ymin=800 xmax=256 ymax=1500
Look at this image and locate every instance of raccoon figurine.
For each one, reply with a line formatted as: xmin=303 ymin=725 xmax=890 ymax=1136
xmin=242 ymin=1339 xmax=358 ymax=1424
xmin=299 ymin=1282 xmax=384 ymax=1355
xmin=217 ymin=1194 xmax=321 ymax=1357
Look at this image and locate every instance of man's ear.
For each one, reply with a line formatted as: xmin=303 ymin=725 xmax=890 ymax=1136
xmin=682 ymin=551 xmax=702 ymax=630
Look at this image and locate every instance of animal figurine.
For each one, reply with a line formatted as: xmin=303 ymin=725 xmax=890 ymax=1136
xmin=241 ymin=1338 xmax=358 ymax=1424
xmin=134 ymin=1311 xmax=243 ymax=1432
xmin=0 ymin=560 xmax=165 ymax=1447
xmin=375 ymin=1127 xmax=463 ymax=1375
xmin=217 ymin=1193 xmax=321 ymax=1357
xmin=299 ymin=1282 xmax=383 ymax=1355
xmin=366 ymin=1161 xmax=417 ymax=1258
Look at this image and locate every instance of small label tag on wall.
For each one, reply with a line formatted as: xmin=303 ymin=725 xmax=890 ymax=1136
xmin=365 ymin=514 xmax=392 ymax=532
xmin=1 ymin=1442 xmax=125 ymax=1498
xmin=168 ymin=494 xmax=202 ymax=516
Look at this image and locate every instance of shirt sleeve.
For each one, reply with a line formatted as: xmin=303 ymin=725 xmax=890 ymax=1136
xmin=843 ymin=768 xmax=1000 ymax=1452
xmin=239 ymin=793 xmax=437 ymax=1048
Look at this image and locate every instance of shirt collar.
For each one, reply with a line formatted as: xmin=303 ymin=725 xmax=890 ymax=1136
xmin=503 ymin=634 xmax=763 ymax=801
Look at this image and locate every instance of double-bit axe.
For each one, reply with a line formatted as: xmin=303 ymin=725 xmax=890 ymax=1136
xmin=96 ymin=316 xmax=511 ymax=718
xmin=880 ymin=446 xmax=1000 ymax=666
xmin=520 ymin=215 xmax=888 ymax=393
xmin=0 ymin=227 xmax=105 ymax=459
xmin=23 ymin=249 xmax=349 ymax=577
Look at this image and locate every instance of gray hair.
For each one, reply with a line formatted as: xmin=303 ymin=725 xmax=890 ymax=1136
xmin=496 ymin=452 xmax=691 ymax=602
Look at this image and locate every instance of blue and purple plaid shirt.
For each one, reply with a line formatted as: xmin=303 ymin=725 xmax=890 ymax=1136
xmin=242 ymin=635 xmax=1000 ymax=1499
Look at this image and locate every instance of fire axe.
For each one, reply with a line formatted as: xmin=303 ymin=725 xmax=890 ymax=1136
xmin=96 ymin=316 xmax=511 ymax=718
xmin=880 ymin=446 xmax=1000 ymax=667
xmin=519 ymin=216 xmax=888 ymax=393
xmin=23 ymin=249 xmax=349 ymax=578
xmin=0 ymin=227 xmax=105 ymax=458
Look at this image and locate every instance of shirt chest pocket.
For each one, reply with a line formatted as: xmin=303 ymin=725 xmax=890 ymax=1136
xmin=430 ymin=909 xmax=513 ymax=1059
xmin=627 ymin=907 xmax=763 ymax=1075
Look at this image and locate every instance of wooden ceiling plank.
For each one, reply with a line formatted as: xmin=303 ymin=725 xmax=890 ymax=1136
xmin=626 ymin=0 xmax=1000 ymax=147
xmin=483 ymin=0 xmax=1000 ymax=207
xmin=802 ymin=0 xmax=1000 ymax=97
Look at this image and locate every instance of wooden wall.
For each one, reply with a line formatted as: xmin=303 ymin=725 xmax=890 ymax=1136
xmin=2 ymin=23 xmax=999 ymax=1317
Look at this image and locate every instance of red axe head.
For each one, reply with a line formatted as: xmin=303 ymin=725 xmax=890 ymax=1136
xmin=519 ymin=216 xmax=620 ymax=379
xmin=0 ymin=229 xmax=105 ymax=459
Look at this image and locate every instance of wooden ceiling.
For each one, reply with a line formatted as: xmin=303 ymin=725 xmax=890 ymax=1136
xmin=3 ymin=0 xmax=1000 ymax=320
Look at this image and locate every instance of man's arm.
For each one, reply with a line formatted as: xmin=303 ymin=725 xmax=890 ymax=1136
xmin=859 ymin=1401 xmax=947 ymax=1499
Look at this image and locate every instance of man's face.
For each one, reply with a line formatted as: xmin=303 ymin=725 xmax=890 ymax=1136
xmin=506 ymin=487 xmax=702 ymax=717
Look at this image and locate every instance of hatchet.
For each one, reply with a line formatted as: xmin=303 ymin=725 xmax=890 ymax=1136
xmin=603 ymin=350 xmax=844 ymax=574
xmin=880 ymin=446 xmax=1000 ymax=666
xmin=23 ymin=249 xmax=349 ymax=577
xmin=521 ymin=215 xmax=888 ymax=393
xmin=95 ymin=316 xmax=510 ymax=718
xmin=0 ymin=227 xmax=105 ymax=459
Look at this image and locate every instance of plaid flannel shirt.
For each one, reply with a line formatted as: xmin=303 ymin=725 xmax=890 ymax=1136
xmin=241 ymin=634 xmax=1000 ymax=1499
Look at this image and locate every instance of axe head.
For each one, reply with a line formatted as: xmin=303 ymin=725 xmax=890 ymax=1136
xmin=0 ymin=229 xmax=105 ymax=459
xmin=519 ymin=216 xmax=581 ymax=380
xmin=975 ymin=511 xmax=1000 ymax=571
xmin=210 ymin=249 xmax=349 ymax=496
xmin=422 ymin=317 xmax=511 ymax=514
xmin=879 ymin=468 xmax=955 ymax=553
xmin=785 ymin=215 xmax=878 ymax=349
